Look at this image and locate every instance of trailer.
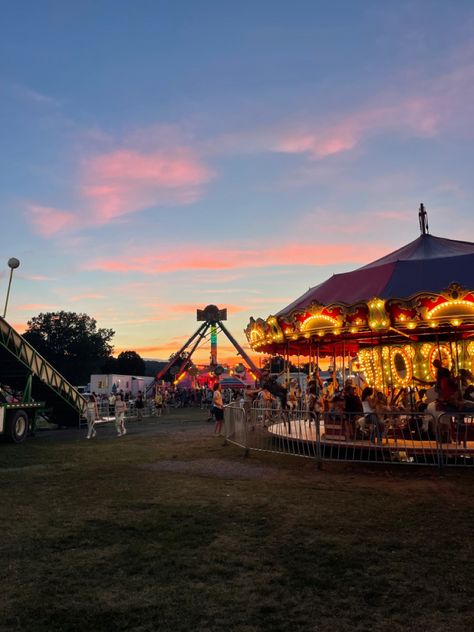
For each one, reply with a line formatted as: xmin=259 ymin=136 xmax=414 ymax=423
xmin=0 ymin=314 xmax=87 ymax=442
xmin=0 ymin=401 xmax=44 ymax=443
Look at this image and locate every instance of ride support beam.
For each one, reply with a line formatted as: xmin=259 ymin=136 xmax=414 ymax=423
xmin=174 ymin=322 xmax=211 ymax=378
xmin=217 ymin=320 xmax=261 ymax=377
xmin=156 ymin=321 xmax=209 ymax=380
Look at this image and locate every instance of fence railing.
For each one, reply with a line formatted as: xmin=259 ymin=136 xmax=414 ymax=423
xmin=81 ymin=399 xmax=158 ymax=426
xmin=224 ymin=403 xmax=474 ymax=468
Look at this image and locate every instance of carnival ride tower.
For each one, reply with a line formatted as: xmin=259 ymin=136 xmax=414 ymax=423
xmin=156 ymin=305 xmax=260 ymax=382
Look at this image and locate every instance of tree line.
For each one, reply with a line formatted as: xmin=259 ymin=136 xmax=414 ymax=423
xmin=23 ymin=311 xmax=150 ymax=385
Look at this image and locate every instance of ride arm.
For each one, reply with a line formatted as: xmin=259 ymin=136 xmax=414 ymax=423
xmin=156 ymin=321 xmax=209 ymax=380
xmin=217 ymin=321 xmax=261 ymax=378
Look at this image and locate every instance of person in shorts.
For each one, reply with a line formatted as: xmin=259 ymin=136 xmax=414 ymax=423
xmin=86 ymin=393 xmax=99 ymax=439
xmin=114 ymin=393 xmax=127 ymax=436
xmin=212 ymin=383 xmax=224 ymax=435
xmin=154 ymin=390 xmax=163 ymax=417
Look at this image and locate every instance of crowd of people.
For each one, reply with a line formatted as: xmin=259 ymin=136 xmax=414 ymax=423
xmin=83 ymin=360 xmax=474 ymax=444
xmin=237 ymin=363 xmax=474 ymax=445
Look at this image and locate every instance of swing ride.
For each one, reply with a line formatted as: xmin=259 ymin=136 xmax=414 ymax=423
xmin=156 ymin=304 xmax=260 ymax=385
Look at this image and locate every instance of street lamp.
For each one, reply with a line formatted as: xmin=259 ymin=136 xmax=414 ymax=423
xmin=2 ymin=257 xmax=20 ymax=319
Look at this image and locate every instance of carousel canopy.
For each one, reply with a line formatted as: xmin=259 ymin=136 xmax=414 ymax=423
xmin=246 ymin=208 xmax=474 ymax=357
xmin=278 ymin=233 xmax=474 ymax=314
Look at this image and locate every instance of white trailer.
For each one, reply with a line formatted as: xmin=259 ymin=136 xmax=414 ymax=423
xmin=90 ymin=374 xmax=154 ymax=397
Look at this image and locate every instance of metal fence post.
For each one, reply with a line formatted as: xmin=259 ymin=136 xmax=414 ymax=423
xmin=435 ymin=417 xmax=444 ymax=475
xmin=315 ymin=412 xmax=323 ymax=470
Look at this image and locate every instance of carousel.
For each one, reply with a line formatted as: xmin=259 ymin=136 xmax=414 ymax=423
xmin=241 ymin=206 xmax=474 ymax=461
xmin=245 ymin=205 xmax=474 ymax=398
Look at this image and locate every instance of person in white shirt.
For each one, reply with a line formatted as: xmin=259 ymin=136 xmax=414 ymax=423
xmin=86 ymin=393 xmax=99 ymax=439
xmin=114 ymin=393 xmax=127 ymax=437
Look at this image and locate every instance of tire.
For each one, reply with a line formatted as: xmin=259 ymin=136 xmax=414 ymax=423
xmin=6 ymin=410 xmax=30 ymax=443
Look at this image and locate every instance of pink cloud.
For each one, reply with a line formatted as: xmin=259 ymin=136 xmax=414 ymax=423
xmin=21 ymin=274 xmax=57 ymax=282
xmin=69 ymin=293 xmax=105 ymax=302
xmin=17 ymin=303 xmax=58 ymax=312
xmin=295 ymin=207 xmax=412 ymax=238
xmin=25 ymin=142 xmax=214 ymax=235
xmin=85 ymin=241 xmax=389 ymax=275
xmin=81 ymin=148 xmax=214 ymax=223
xmin=144 ymin=301 xmax=250 ymax=316
xmin=276 ymin=97 xmax=439 ymax=160
xmin=26 ymin=205 xmax=76 ymax=236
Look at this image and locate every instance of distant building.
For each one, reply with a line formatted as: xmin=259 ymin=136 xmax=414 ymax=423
xmin=90 ymin=374 xmax=155 ymax=396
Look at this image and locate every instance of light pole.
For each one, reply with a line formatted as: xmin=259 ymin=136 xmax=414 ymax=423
xmin=2 ymin=257 xmax=20 ymax=319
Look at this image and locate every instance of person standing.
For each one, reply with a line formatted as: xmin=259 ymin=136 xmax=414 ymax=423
xmin=114 ymin=393 xmax=127 ymax=436
xmin=212 ymin=382 xmax=224 ymax=435
xmin=154 ymin=390 xmax=163 ymax=417
xmin=108 ymin=392 xmax=116 ymax=416
xmin=135 ymin=391 xmax=144 ymax=420
xmin=86 ymin=393 xmax=99 ymax=439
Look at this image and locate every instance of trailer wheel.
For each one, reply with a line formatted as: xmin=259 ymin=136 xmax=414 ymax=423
xmin=6 ymin=410 xmax=29 ymax=443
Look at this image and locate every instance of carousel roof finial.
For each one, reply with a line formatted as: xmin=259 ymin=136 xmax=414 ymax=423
xmin=418 ymin=202 xmax=429 ymax=235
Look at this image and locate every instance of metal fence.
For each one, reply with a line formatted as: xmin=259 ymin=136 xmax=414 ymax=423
xmin=81 ymin=398 xmax=159 ymax=428
xmin=224 ymin=403 xmax=474 ymax=468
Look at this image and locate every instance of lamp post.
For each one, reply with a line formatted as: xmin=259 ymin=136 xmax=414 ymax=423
xmin=2 ymin=257 xmax=20 ymax=319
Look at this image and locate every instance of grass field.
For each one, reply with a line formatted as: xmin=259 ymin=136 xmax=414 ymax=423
xmin=1 ymin=409 xmax=474 ymax=632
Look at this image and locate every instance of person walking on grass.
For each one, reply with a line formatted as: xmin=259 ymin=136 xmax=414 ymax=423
xmin=114 ymin=393 xmax=127 ymax=436
xmin=212 ymin=382 xmax=224 ymax=435
xmin=86 ymin=393 xmax=99 ymax=439
xmin=154 ymin=390 xmax=163 ymax=417
xmin=135 ymin=391 xmax=144 ymax=420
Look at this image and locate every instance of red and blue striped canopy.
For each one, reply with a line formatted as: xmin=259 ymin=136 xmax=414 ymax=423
xmin=278 ymin=233 xmax=474 ymax=314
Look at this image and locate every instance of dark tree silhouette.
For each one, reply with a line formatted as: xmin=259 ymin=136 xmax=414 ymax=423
xmin=116 ymin=350 xmax=146 ymax=376
xmin=23 ymin=311 xmax=115 ymax=384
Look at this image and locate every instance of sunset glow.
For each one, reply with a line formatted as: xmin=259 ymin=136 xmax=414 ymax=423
xmin=1 ymin=2 xmax=473 ymax=368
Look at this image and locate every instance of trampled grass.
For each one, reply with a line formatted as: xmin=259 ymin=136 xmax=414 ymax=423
xmin=1 ymin=409 xmax=473 ymax=632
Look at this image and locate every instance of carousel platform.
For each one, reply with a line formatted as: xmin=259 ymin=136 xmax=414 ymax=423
xmin=266 ymin=419 xmax=474 ymax=460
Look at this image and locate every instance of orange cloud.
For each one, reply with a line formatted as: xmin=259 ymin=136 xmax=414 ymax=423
xmin=85 ymin=241 xmax=388 ymax=275
xmin=11 ymin=321 xmax=27 ymax=333
xmin=16 ymin=303 xmax=59 ymax=312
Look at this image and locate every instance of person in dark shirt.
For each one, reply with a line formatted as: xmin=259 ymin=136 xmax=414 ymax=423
xmin=344 ymin=384 xmax=363 ymax=414
xmin=135 ymin=391 xmax=145 ymax=420
xmin=263 ymin=376 xmax=288 ymax=409
xmin=433 ymin=359 xmax=457 ymax=403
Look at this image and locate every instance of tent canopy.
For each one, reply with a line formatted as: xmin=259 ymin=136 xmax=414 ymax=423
xmin=278 ymin=234 xmax=474 ymax=314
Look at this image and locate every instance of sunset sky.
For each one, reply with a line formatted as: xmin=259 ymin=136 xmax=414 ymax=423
xmin=1 ymin=1 xmax=474 ymax=366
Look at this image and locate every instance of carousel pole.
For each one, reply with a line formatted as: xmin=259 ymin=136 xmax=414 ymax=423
xmin=316 ymin=342 xmax=320 ymax=387
xmin=380 ymin=336 xmax=386 ymax=395
xmin=342 ymin=339 xmax=346 ymax=387
xmin=436 ymin=334 xmax=442 ymax=364
xmin=454 ymin=327 xmax=462 ymax=397
xmin=387 ymin=344 xmax=394 ymax=405
xmin=409 ymin=338 xmax=420 ymax=410
xmin=297 ymin=349 xmax=301 ymax=386
xmin=448 ymin=328 xmax=461 ymax=396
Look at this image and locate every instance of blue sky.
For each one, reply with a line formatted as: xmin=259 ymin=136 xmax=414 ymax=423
xmin=1 ymin=1 xmax=473 ymax=363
